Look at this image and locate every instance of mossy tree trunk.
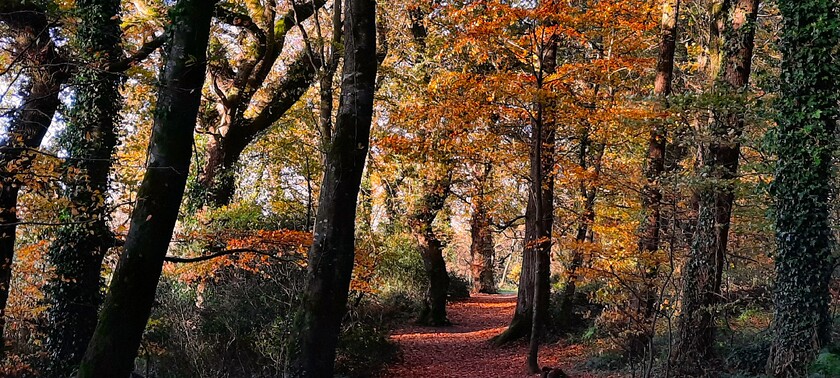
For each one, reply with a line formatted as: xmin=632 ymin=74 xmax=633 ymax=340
xmin=766 ymin=0 xmax=839 ymax=376
xmin=77 ymin=0 xmax=217 ymax=375
xmin=41 ymin=0 xmax=123 ymax=373
xmin=672 ymin=0 xmax=759 ymax=372
xmin=293 ymin=0 xmax=377 ymax=374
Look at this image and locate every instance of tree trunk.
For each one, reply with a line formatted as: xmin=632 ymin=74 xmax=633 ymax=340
xmin=0 ymin=4 xmax=67 ymax=351
xmin=293 ymin=0 xmax=377 ymax=374
xmin=494 ymin=39 xmax=556 ymax=346
xmin=77 ymin=0 xmax=217 ymax=375
xmin=492 ymin=196 xmax=537 ymax=345
xmin=410 ymin=173 xmax=453 ymax=325
xmin=527 ymin=38 xmax=558 ymax=374
xmin=672 ymin=0 xmax=759 ymax=372
xmin=766 ymin=0 xmax=838 ymax=375
xmin=40 ymin=0 xmax=123 ymax=373
xmin=630 ymin=0 xmax=679 ymax=356
xmin=470 ymin=189 xmax=496 ymax=294
xmin=318 ymin=0 xmax=342 ymax=157
xmin=556 ymin=137 xmax=603 ymax=332
xmin=470 ymin=163 xmax=496 ymax=294
xmin=556 ymin=225 xmax=586 ymax=330
xmin=414 ymin=224 xmax=450 ymax=325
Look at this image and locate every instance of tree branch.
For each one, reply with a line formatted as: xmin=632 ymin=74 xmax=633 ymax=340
xmin=163 ymin=248 xmax=304 ymax=263
xmin=108 ymin=34 xmax=166 ymax=72
xmin=493 ymin=215 xmax=526 ymax=231
xmin=213 ymin=6 xmax=267 ymax=47
xmin=244 ymin=52 xmax=320 ymax=140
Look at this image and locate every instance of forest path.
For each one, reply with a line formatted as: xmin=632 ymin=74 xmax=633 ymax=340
xmin=383 ymin=293 xmax=596 ymax=377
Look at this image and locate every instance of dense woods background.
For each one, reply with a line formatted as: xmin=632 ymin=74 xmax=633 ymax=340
xmin=0 ymin=0 xmax=838 ymax=376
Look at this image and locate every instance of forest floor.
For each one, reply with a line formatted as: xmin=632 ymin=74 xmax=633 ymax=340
xmin=383 ymin=293 xmax=610 ymax=377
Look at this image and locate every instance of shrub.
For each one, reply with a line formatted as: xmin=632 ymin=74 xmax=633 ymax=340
xmin=447 ymin=273 xmax=471 ymax=300
xmin=809 ymin=348 xmax=840 ymax=377
xmin=335 ymin=305 xmax=399 ymax=377
xmin=143 ymin=258 xmax=399 ymax=378
xmin=143 ymin=262 xmax=305 ymax=377
xmin=723 ymin=333 xmax=771 ymax=376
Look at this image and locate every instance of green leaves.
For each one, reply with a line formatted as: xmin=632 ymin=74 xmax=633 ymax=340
xmin=767 ymin=0 xmax=840 ymax=375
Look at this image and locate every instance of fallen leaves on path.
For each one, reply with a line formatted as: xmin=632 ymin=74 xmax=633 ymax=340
xmin=383 ymin=294 xmax=601 ymax=377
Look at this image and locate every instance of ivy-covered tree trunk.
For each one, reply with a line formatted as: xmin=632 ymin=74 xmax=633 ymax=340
xmin=0 ymin=3 xmax=67 ymax=350
xmin=766 ymin=0 xmax=840 ymax=375
xmin=469 ymin=164 xmax=496 ymax=294
xmin=631 ymin=0 xmax=679 ymax=354
xmin=293 ymin=0 xmax=377 ymax=374
xmin=40 ymin=0 xmax=123 ymax=373
xmin=410 ymin=172 xmax=452 ymax=325
xmin=672 ymin=0 xmax=759 ymax=371
xmin=77 ymin=0 xmax=217 ymax=375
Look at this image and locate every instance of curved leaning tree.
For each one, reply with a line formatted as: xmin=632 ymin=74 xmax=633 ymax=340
xmin=77 ymin=0 xmax=218 ymax=375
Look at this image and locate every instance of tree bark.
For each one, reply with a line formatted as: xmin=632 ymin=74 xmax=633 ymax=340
xmin=630 ymin=0 xmax=679 ymax=356
xmin=672 ymin=0 xmax=759 ymax=372
xmin=40 ymin=0 xmax=123 ymax=373
xmin=766 ymin=0 xmax=839 ymax=375
xmin=492 ymin=196 xmax=538 ymax=345
xmin=527 ymin=37 xmax=558 ymax=374
xmin=410 ymin=172 xmax=453 ymax=325
xmin=77 ymin=0 xmax=217 ymax=375
xmin=0 ymin=3 xmax=67 ymax=351
xmin=493 ymin=40 xmax=556 ymax=346
xmin=293 ymin=0 xmax=377 ymax=374
xmin=470 ymin=164 xmax=496 ymax=294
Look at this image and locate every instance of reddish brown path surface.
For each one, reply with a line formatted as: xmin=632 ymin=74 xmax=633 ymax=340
xmin=383 ymin=294 xmax=598 ymax=377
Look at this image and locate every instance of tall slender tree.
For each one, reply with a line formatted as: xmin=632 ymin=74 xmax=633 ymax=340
xmin=77 ymin=0 xmax=218 ymax=374
xmin=630 ymin=0 xmax=679 ymax=354
xmin=527 ymin=29 xmax=557 ymax=374
xmin=673 ymin=0 xmax=760 ymax=371
xmin=766 ymin=0 xmax=839 ymax=375
xmin=294 ymin=0 xmax=377 ymax=373
xmin=41 ymin=0 xmax=123 ymax=372
xmin=492 ymin=23 xmax=557 ymax=351
xmin=0 ymin=1 xmax=67 ymax=350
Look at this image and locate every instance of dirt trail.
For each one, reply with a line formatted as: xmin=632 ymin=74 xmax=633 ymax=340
xmin=383 ymin=294 xmax=596 ymax=377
